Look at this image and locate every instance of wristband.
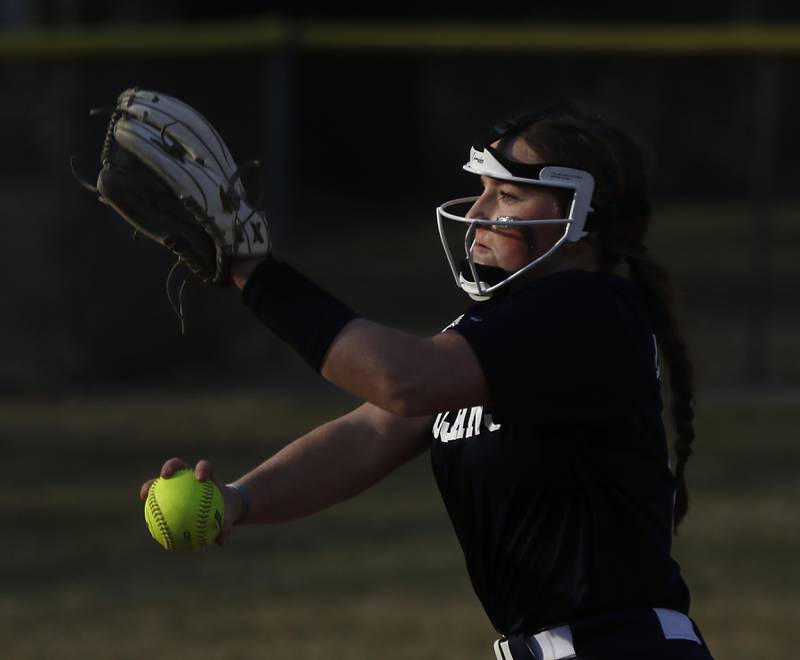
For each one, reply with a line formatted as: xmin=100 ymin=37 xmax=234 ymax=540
xmin=242 ymin=255 xmax=359 ymax=371
xmin=227 ymin=482 xmax=251 ymax=525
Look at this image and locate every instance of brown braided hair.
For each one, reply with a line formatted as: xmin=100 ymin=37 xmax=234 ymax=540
xmin=516 ymin=108 xmax=696 ymax=533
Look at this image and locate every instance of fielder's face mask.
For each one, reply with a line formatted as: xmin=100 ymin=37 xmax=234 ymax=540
xmin=436 ymin=120 xmax=596 ymax=301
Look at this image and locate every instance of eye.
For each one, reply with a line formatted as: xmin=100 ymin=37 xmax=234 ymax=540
xmin=499 ymin=190 xmax=519 ymax=202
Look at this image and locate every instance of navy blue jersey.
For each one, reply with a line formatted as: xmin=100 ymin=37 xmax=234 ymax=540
xmin=429 ymin=269 xmax=690 ymax=636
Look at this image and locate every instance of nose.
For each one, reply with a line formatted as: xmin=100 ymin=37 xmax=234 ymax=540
xmin=465 ymin=192 xmax=490 ymax=221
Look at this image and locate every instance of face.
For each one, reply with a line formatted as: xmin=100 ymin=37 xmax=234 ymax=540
xmin=465 ymin=138 xmax=565 ymax=273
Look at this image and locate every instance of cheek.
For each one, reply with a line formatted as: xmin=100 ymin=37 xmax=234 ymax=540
xmin=530 ymin=224 xmax=566 ymax=257
xmin=492 ymin=232 xmax=533 ymax=271
xmin=493 ymin=223 xmax=564 ymax=271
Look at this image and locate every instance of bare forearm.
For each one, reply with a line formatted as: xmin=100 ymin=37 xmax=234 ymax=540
xmin=233 ymin=405 xmax=430 ymax=524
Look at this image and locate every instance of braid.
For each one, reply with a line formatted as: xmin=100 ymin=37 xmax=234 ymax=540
xmin=521 ymin=109 xmax=698 ymax=533
xmin=618 ymin=243 xmax=696 ymax=533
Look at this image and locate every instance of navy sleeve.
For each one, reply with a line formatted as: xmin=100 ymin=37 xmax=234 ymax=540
xmin=453 ymin=271 xmax=651 ymax=421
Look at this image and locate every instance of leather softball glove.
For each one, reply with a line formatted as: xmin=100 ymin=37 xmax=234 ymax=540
xmin=79 ymin=87 xmax=270 ymax=285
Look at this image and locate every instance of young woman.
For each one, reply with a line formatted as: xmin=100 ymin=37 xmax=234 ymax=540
xmin=140 ymin=106 xmax=713 ymax=660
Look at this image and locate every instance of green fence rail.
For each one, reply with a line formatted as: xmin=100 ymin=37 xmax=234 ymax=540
xmin=1 ymin=18 xmax=800 ymax=58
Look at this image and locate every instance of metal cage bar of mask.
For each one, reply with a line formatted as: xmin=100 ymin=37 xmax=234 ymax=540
xmin=436 ymin=192 xmax=580 ymax=298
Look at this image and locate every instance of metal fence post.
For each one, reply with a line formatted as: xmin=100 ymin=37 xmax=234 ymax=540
xmin=259 ymin=26 xmax=297 ymax=253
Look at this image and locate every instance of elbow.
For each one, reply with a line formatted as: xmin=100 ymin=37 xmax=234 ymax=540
xmin=321 ymin=353 xmax=436 ymax=416
xmin=377 ymin=371 xmax=436 ymax=417
xmin=382 ymin=394 xmax=429 ymax=418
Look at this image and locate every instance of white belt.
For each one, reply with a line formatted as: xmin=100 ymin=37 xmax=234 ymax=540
xmin=494 ymin=626 xmax=576 ymax=660
xmin=493 ymin=608 xmax=701 ymax=660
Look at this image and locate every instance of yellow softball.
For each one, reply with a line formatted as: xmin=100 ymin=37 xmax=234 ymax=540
xmin=144 ymin=468 xmax=225 ymax=551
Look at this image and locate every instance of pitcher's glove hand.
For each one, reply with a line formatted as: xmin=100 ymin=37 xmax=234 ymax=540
xmin=81 ymin=87 xmax=270 ymax=285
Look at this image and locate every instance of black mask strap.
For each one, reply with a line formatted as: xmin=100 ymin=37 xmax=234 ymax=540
xmin=480 ymin=103 xmax=582 ymax=147
xmin=481 ymin=145 xmax=563 ymax=181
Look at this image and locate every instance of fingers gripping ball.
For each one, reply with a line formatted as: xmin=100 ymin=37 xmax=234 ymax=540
xmin=144 ymin=469 xmax=224 ymax=551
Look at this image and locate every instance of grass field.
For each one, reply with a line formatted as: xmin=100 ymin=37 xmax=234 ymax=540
xmin=2 ymin=388 xmax=799 ymax=659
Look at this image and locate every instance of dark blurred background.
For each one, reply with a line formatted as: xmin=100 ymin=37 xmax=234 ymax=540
xmin=2 ymin=4 xmax=799 ymax=660
xmin=1 ymin=1 xmax=798 ymax=394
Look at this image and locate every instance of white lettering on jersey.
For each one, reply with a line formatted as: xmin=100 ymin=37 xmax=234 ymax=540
xmin=433 ymin=406 xmax=502 ymax=443
xmin=465 ymin=406 xmax=482 ymax=438
xmin=446 ymin=408 xmax=469 ymax=441
xmin=432 ymin=412 xmax=451 ymax=438
xmin=483 ymin=413 xmax=501 ymax=432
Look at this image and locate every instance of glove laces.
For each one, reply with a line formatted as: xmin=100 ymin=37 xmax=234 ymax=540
xmin=165 ymin=259 xmax=190 ymax=335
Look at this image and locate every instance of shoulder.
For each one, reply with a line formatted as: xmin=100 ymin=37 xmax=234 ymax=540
xmin=451 ymin=270 xmax=637 ymax=353
xmin=451 ymin=269 xmax=654 ymax=376
xmin=516 ymin=269 xmax=638 ymax=302
xmin=449 ymin=270 xmax=654 ymax=420
xmin=488 ymin=269 xmax=647 ymax=326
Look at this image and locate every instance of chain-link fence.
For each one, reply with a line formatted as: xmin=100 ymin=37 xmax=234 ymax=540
xmin=1 ymin=19 xmax=797 ymax=393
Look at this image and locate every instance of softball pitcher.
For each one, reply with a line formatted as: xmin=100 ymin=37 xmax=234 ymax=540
xmin=135 ymin=103 xmax=713 ymax=660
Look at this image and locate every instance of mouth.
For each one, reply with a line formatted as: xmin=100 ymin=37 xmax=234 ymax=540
xmin=470 ymin=242 xmax=496 ymax=267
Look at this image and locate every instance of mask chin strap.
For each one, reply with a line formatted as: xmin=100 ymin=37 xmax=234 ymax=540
xmin=458 ymin=259 xmax=508 ymax=302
